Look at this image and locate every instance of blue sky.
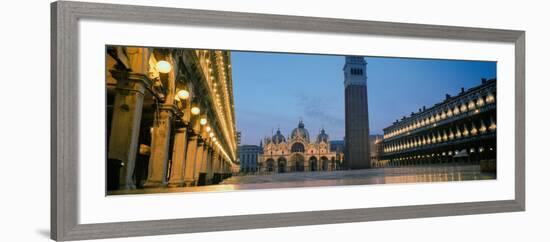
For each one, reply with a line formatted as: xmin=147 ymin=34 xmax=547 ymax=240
xmin=231 ymin=51 xmax=496 ymax=145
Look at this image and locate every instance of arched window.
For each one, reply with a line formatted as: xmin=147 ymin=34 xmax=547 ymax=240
xmin=291 ymin=143 xmax=305 ymax=153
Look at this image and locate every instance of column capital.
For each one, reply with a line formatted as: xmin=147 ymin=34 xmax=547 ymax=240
xmin=173 ymin=117 xmax=189 ymax=127
xmin=110 ymin=70 xmax=151 ymax=87
xmin=197 ymin=139 xmax=206 ymax=146
xmin=174 ymin=127 xmax=187 ymax=133
xmin=187 ymin=135 xmax=199 ymax=140
xmin=159 ymin=104 xmax=177 ymax=114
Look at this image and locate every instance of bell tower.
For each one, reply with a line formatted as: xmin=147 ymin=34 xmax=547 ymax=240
xmin=343 ymin=56 xmax=371 ymax=169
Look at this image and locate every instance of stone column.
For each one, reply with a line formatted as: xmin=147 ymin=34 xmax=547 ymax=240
xmin=144 ymin=106 xmax=173 ymax=187
xmin=107 ymin=73 xmax=147 ymax=190
xmin=198 ymin=143 xmax=210 ymax=185
xmin=212 ymin=151 xmax=221 ymax=183
xmin=167 ymin=127 xmax=188 ymax=187
xmin=200 ymin=143 xmax=210 ymax=174
xmin=205 ymin=148 xmax=214 ymax=183
xmin=220 ymin=159 xmax=226 ymax=180
xmin=183 ymin=135 xmax=199 ymax=186
xmin=193 ymin=141 xmax=205 ymax=184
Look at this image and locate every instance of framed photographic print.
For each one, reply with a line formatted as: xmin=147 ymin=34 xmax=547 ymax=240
xmin=51 ymin=1 xmax=525 ymax=241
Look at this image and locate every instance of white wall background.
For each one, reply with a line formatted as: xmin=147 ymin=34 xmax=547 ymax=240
xmin=1 ymin=0 xmax=548 ymax=241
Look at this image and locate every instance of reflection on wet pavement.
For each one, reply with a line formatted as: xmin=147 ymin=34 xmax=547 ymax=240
xmin=108 ymin=165 xmax=495 ymax=195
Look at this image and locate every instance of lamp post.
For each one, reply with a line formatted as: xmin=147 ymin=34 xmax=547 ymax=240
xmin=174 ymin=88 xmax=190 ymax=116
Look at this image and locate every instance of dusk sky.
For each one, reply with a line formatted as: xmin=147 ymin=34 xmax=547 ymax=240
xmin=231 ymin=51 xmax=496 ymax=145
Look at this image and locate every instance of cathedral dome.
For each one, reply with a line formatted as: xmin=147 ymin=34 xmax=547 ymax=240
xmin=317 ymin=128 xmax=329 ymax=143
xmin=291 ymin=120 xmax=310 ymax=142
xmin=271 ymin=129 xmax=286 ymax=144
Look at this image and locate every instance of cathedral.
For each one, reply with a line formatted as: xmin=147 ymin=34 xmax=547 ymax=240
xmin=259 ymin=120 xmax=338 ymax=173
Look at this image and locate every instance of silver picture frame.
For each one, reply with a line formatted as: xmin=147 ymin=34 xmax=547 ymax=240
xmin=51 ymin=1 xmax=525 ymax=240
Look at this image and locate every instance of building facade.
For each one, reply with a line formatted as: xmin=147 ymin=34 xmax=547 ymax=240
xmin=106 ymin=47 xmax=238 ymax=190
xmin=329 ymin=140 xmax=345 ymax=170
xmin=343 ymin=56 xmax=371 ymax=169
xmin=259 ymin=120 xmax=338 ymax=172
xmin=381 ymin=78 xmax=497 ymax=169
xmin=238 ymin=145 xmax=262 ymax=172
xmin=369 ymin=135 xmax=384 ymax=167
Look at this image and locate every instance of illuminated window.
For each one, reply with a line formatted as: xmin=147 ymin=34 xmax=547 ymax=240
xmin=462 ymin=124 xmax=469 ymax=137
xmin=470 ymin=122 xmax=478 ymax=135
xmin=479 ymin=120 xmax=487 ymax=133
xmin=468 ymin=100 xmax=476 ymax=110
xmin=486 ymin=93 xmax=495 ymax=103
xmin=489 ymin=117 xmax=496 ymax=131
xmin=453 ymin=106 xmax=460 ymax=115
xmin=460 ymin=103 xmax=468 ymax=113
xmin=455 ymin=127 xmax=462 ymax=138
xmin=447 ymin=109 xmax=453 ymax=117
xmin=476 ymin=96 xmax=485 ymax=107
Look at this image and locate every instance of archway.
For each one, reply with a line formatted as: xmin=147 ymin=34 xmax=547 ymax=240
xmin=277 ymin=157 xmax=287 ymax=173
xmin=266 ymin=159 xmax=275 ymax=172
xmin=309 ymin=156 xmax=318 ymax=171
xmin=321 ymin=156 xmax=329 ymax=171
xmin=291 ymin=154 xmax=305 ymax=172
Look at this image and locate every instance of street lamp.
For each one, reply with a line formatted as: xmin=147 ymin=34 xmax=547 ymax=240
xmin=191 ymin=105 xmax=200 ymax=115
xmin=157 ymin=60 xmax=172 ymax=74
xmin=200 ymin=116 xmax=208 ymax=125
xmin=176 ymin=89 xmax=190 ymax=101
xmin=206 ymin=126 xmax=211 ymax=132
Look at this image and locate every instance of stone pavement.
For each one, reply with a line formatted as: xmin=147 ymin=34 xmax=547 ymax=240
xmin=108 ymin=164 xmax=495 ymax=195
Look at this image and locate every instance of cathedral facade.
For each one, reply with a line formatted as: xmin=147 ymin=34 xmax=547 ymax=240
xmin=259 ymin=120 xmax=338 ymax=173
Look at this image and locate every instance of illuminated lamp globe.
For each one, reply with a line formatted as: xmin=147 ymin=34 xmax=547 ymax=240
xmin=157 ymin=60 xmax=172 ymax=74
xmin=212 ymin=137 xmax=217 ymax=142
xmin=191 ymin=106 xmax=200 ymax=115
xmin=200 ymin=117 xmax=207 ymax=125
xmin=176 ymin=89 xmax=189 ymax=100
xmin=209 ymin=132 xmax=214 ymax=138
xmin=206 ymin=126 xmax=211 ymax=132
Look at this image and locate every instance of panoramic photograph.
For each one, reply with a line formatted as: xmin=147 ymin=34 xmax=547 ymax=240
xmin=105 ymin=46 xmax=497 ymax=195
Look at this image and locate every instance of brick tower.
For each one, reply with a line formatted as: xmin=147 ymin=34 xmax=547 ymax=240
xmin=343 ymin=56 xmax=371 ymax=169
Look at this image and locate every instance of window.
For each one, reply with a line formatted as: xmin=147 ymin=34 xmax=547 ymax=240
xmin=291 ymin=143 xmax=305 ymax=153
